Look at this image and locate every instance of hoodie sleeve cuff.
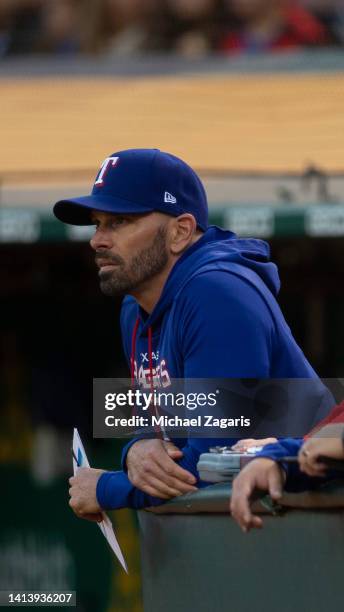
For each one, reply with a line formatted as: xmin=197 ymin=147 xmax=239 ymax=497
xmin=96 ymin=471 xmax=135 ymax=510
xmin=96 ymin=469 xmax=167 ymax=510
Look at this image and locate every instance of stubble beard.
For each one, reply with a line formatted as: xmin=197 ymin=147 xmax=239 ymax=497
xmin=98 ymin=225 xmax=169 ymax=297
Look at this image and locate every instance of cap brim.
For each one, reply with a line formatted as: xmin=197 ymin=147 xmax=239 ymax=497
xmin=53 ymin=194 xmax=155 ymax=225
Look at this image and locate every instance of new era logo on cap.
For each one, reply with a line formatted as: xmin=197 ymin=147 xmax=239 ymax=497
xmin=164 ymin=192 xmax=177 ymax=204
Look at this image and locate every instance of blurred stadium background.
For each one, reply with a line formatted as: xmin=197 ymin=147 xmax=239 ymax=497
xmin=1 ymin=1 xmax=344 ymax=611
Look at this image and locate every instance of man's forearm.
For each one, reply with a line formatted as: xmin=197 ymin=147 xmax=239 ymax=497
xmin=99 ymin=441 xmax=210 ymax=510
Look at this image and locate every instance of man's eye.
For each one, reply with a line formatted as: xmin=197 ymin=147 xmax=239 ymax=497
xmin=111 ymin=217 xmax=126 ymax=228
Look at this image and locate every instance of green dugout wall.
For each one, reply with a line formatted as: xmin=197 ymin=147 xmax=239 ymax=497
xmin=2 ymin=205 xmax=344 ymax=242
xmin=138 ymin=482 xmax=344 ymax=612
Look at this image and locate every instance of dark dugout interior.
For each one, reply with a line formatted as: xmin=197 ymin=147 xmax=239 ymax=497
xmin=2 ymin=236 xmax=344 ymax=444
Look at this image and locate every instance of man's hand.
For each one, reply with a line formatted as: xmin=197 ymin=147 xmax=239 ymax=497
xmin=298 ymin=424 xmax=344 ymax=477
xmin=69 ymin=467 xmax=105 ymax=523
xmin=126 ymin=439 xmax=197 ymax=499
xmin=231 ymin=438 xmax=277 ymax=452
xmin=230 ymin=458 xmax=285 ymax=533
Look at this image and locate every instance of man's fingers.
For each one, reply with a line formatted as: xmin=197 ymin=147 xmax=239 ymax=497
xmin=69 ymin=497 xmax=82 ymax=515
xmin=73 ymin=510 xmax=103 ymax=523
xmin=135 ymin=477 xmax=178 ymax=500
xmin=140 ymin=485 xmax=170 ymax=500
xmin=231 ymin=438 xmax=277 ymax=452
xmin=231 ymin=460 xmax=285 ymax=532
xmin=131 ymin=461 xmax=198 ymax=496
xmin=300 ymin=460 xmax=326 ymax=477
xmin=127 ymin=439 xmax=196 ymax=498
xmin=145 ymin=461 xmax=197 ymax=494
xmin=129 ymin=468 xmax=197 ymax=498
xmin=69 ymin=494 xmax=103 ymax=520
xmin=165 ymin=448 xmax=183 ymax=459
xmin=164 ymin=442 xmax=183 ymax=458
xmin=144 ymin=473 xmax=185 ymax=498
xmin=299 ymin=449 xmax=323 ymax=476
xmin=250 ymin=516 xmax=263 ymax=530
xmin=140 ymin=475 xmax=183 ymax=499
xmin=235 ymin=506 xmax=262 ymax=533
xmin=157 ymin=454 xmax=196 ymax=485
xmin=230 ymin=481 xmax=254 ymax=530
xmin=233 ymin=504 xmax=254 ymax=532
xmin=82 ymin=513 xmax=103 ymax=523
xmin=68 ymin=468 xmax=90 ymax=486
xmin=67 ymin=468 xmax=103 ymax=518
xmin=231 ymin=439 xmax=254 ymax=451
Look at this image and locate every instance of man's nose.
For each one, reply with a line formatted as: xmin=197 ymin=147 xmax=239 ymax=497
xmin=90 ymin=228 xmax=113 ymax=251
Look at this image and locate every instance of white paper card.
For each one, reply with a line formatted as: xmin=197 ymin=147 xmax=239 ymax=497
xmin=72 ymin=428 xmax=128 ymax=573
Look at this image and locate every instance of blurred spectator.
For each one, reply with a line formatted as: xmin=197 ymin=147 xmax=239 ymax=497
xmin=0 ymin=0 xmax=81 ymax=57
xmin=219 ymin=0 xmax=331 ymax=55
xmin=0 ymin=0 xmax=42 ymax=56
xmin=80 ymin=0 xmax=221 ymax=59
xmin=37 ymin=0 xmax=81 ymax=54
xmin=150 ymin=0 xmax=224 ymax=57
xmin=0 ymin=0 xmax=341 ymax=59
xmin=302 ymin=0 xmax=344 ymax=43
xmin=80 ymin=0 xmax=157 ymax=56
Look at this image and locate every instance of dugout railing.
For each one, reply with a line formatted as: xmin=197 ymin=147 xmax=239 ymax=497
xmin=138 ymin=480 xmax=344 ymax=612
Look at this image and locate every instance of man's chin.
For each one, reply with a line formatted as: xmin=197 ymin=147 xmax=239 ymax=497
xmin=99 ymin=279 xmax=131 ymax=297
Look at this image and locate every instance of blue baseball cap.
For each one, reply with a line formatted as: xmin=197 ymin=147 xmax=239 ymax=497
xmin=53 ymin=148 xmax=208 ymax=231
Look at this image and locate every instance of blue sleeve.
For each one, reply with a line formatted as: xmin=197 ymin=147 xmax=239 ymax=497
xmin=96 ymin=471 xmax=164 ymax=510
xmin=258 ymin=438 xmax=303 ymax=461
xmin=257 ymin=438 xmax=341 ymax=492
xmin=97 ymin=445 xmax=204 ymax=510
xmin=257 ymin=438 xmax=303 ymax=489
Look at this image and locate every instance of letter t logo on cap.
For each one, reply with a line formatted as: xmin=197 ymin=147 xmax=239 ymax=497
xmin=94 ymin=156 xmax=119 ymax=187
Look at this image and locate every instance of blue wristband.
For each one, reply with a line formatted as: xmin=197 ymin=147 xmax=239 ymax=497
xmin=96 ymin=471 xmax=135 ymax=510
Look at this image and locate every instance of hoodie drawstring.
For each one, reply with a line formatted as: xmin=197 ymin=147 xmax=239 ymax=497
xmin=147 ymin=326 xmax=154 ymax=393
xmin=130 ymin=317 xmax=140 ymax=385
xmin=131 ymin=317 xmax=154 ymax=391
xmin=131 ymin=317 xmax=164 ymax=439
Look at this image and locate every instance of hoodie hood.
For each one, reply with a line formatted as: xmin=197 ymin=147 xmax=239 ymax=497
xmin=140 ymin=226 xmax=280 ymax=334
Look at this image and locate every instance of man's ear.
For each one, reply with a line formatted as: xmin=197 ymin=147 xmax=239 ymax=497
xmin=169 ymin=214 xmax=197 ymax=255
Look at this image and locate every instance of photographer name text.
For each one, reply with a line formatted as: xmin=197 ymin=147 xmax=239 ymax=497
xmin=104 ymin=414 xmax=251 ymax=430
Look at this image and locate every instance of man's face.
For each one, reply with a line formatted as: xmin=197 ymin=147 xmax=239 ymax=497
xmin=90 ymin=211 xmax=169 ymax=296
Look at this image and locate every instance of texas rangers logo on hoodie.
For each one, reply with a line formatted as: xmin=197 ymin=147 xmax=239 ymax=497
xmin=132 ymin=351 xmax=171 ymax=389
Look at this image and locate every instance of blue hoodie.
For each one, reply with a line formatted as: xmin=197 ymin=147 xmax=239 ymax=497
xmin=96 ymin=227 xmax=333 ymax=510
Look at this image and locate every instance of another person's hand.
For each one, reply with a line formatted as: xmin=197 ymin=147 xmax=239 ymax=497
xmin=126 ymin=439 xmax=197 ymax=499
xmin=298 ymin=424 xmax=344 ymax=477
xmin=69 ymin=467 xmax=105 ymax=522
xmin=230 ymin=458 xmax=285 ymax=533
xmin=231 ymin=438 xmax=277 ymax=452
